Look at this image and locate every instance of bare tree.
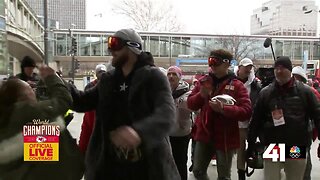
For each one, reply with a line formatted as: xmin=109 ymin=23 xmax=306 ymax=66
xmin=212 ymin=36 xmax=261 ymax=60
xmin=112 ymin=0 xmax=182 ymax=32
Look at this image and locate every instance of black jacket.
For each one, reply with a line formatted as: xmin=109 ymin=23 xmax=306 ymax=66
xmin=250 ymin=79 xmax=262 ymax=106
xmin=15 ymin=72 xmax=39 ymax=83
xmin=248 ymin=79 xmax=320 ymax=147
xmin=71 ymin=52 xmax=180 ymax=180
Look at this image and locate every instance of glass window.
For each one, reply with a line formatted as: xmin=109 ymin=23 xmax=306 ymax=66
xmin=160 ymin=36 xmax=169 ymax=57
xmin=250 ymin=39 xmax=265 ymax=60
xmin=190 ymin=37 xmax=210 ymax=57
xmin=313 ymin=41 xmax=320 ymax=60
xmin=55 ymin=33 xmax=67 ymax=56
xmin=171 ymin=37 xmax=181 ymax=57
xmin=90 ymin=35 xmax=103 ymax=56
xmin=102 ymin=35 xmax=108 ymax=56
xmin=0 ymin=33 xmax=8 ymax=75
xmin=141 ymin=36 xmax=148 ymax=52
xmin=294 ymin=41 xmax=302 ymax=60
xmin=283 ymin=41 xmax=294 ymax=60
xmin=79 ymin=34 xmax=90 ymax=56
xmin=181 ymin=37 xmax=191 ymax=55
xmin=150 ymin=36 xmax=159 ymax=57
xmin=275 ymin=40 xmax=284 ymax=57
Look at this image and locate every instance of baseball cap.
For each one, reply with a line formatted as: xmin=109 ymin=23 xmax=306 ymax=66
xmin=292 ymin=66 xmax=307 ymax=81
xmin=239 ymin=58 xmax=253 ymax=67
xmin=95 ymin=64 xmax=107 ymax=73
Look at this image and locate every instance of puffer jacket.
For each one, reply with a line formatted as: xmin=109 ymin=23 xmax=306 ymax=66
xmin=248 ymin=79 xmax=320 ymax=147
xmin=187 ymin=72 xmax=252 ymax=151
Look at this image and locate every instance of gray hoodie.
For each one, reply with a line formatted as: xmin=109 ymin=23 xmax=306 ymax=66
xmin=234 ymin=66 xmax=255 ymax=128
xmin=170 ymin=81 xmax=192 ymax=136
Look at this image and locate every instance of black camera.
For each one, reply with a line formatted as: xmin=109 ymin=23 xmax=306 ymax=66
xmin=255 ymin=67 xmax=275 ymax=88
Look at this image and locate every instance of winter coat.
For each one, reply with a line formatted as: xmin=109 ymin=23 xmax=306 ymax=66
xmin=79 ymin=110 xmax=96 ymax=154
xmin=234 ymin=66 xmax=262 ymax=128
xmin=187 ymin=72 xmax=252 ymax=151
xmin=71 ymin=52 xmax=180 ymax=180
xmin=78 ymin=80 xmax=98 ymax=154
xmin=170 ymin=81 xmax=192 ymax=137
xmin=0 ymin=75 xmax=84 ymax=180
xmin=15 ymin=72 xmax=39 ymax=83
xmin=248 ymin=79 xmax=320 ymax=147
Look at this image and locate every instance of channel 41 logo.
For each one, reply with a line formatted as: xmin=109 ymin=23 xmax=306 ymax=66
xmin=262 ymin=144 xmax=306 ymax=162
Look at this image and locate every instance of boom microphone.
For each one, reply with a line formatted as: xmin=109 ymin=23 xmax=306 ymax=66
xmin=263 ymin=37 xmax=276 ymax=61
xmin=263 ymin=37 xmax=272 ymax=48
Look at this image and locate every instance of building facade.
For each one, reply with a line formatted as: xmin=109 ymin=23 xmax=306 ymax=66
xmin=0 ymin=0 xmax=8 ymax=76
xmin=251 ymin=0 xmax=318 ymax=36
xmin=52 ymin=30 xmax=320 ymax=75
xmin=25 ymin=0 xmax=86 ymax=29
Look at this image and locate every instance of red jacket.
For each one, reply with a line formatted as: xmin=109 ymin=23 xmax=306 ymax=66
xmin=311 ymin=86 xmax=320 ymax=141
xmin=78 ymin=80 xmax=98 ymax=154
xmin=187 ymin=75 xmax=252 ymax=151
xmin=79 ymin=110 xmax=96 ymax=154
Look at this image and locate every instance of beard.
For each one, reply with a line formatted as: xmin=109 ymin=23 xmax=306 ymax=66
xmin=112 ymin=53 xmax=129 ymax=68
xmin=276 ymin=76 xmax=291 ymax=85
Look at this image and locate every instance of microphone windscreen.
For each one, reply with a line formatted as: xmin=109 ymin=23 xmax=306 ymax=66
xmin=264 ymin=38 xmax=272 ymax=48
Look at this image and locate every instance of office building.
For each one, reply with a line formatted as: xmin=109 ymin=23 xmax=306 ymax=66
xmin=251 ymin=0 xmax=318 ymax=36
xmin=25 ymin=0 xmax=86 ymax=29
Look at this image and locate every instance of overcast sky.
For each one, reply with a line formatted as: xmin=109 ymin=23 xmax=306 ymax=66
xmin=86 ymin=0 xmax=320 ymax=35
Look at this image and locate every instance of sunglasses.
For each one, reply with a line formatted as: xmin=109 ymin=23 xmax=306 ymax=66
xmin=208 ymin=56 xmax=229 ymax=67
xmin=107 ymin=36 xmax=142 ymax=51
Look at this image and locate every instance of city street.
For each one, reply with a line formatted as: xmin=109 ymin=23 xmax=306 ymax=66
xmin=68 ymin=112 xmax=320 ymax=180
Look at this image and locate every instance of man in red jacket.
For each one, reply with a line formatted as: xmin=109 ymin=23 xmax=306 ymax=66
xmin=187 ymin=49 xmax=252 ymax=180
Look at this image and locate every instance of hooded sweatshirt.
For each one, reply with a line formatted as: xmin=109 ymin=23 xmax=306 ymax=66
xmin=234 ymin=66 xmax=256 ymax=128
xmin=170 ymin=81 xmax=192 ymax=136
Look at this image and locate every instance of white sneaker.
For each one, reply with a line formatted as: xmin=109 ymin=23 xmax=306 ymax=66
xmin=211 ymin=159 xmax=217 ymax=166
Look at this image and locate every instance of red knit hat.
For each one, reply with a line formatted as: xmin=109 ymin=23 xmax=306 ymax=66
xmin=167 ymin=66 xmax=182 ymax=78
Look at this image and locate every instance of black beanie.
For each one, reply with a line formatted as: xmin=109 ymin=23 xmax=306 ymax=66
xmin=274 ymin=56 xmax=292 ymax=71
xmin=21 ymin=56 xmax=36 ymax=68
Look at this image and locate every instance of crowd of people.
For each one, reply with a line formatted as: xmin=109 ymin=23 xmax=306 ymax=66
xmin=0 ymin=28 xmax=320 ymax=180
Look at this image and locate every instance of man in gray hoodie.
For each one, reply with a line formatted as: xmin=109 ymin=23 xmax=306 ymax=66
xmin=235 ymin=58 xmax=261 ymax=180
xmin=167 ymin=66 xmax=192 ymax=180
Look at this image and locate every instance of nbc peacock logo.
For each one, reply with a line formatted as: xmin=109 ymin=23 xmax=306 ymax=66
xmin=289 ymin=146 xmax=301 ymax=159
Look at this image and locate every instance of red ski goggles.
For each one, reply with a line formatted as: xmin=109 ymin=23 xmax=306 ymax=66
xmin=107 ymin=36 xmax=142 ymax=51
xmin=208 ymin=56 xmax=229 ymax=67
